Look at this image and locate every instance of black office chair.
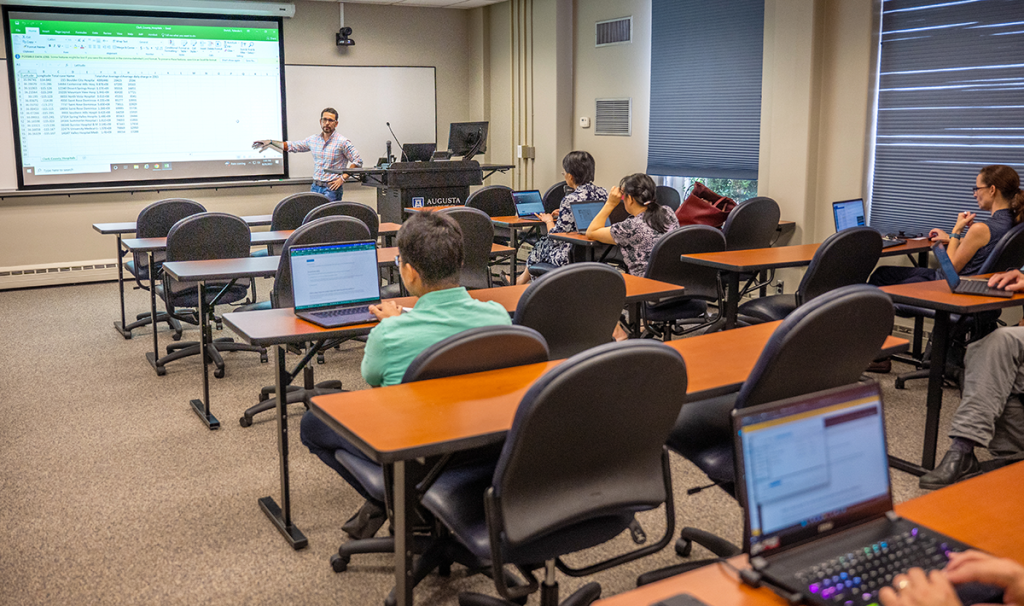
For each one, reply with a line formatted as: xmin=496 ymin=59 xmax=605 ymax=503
xmin=639 ymin=284 xmax=895 ymax=586
xmin=440 ymin=206 xmax=496 ymax=289
xmin=303 ymin=201 xmax=380 ymax=241
xmin=722 ymin=196 xmax=781 ymax=296
xmin=421 ymin=340 xmax=687 ymax=606
xmin=253 ymin=192 xmax=330 ymax=257
xmin=122 ymin=198 xmax=206 ymax=338
xmin=655 ymin=185 xmax=682 ymax=211
xmin=894 ymin=221 xmax=1024 ymax=389
xmin=542 ymin=181 xmax=568 ymax=213
xmin=642 ymin=225 xmax=727 ymax=340
xmin=152 ymin=213 xmax=268 ymax=376
xmin=238 ymin=216 xmax=373 ymax=427
xmin=466 ymin=184 xmax=516 ymax=217
xmin=329 ymin=326 xmax=550 ymax=605
xmin=737 ymin=227 xmax=882 ymax=324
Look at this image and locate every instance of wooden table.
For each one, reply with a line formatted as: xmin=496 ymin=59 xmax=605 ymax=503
xmin=681 ymin=239 xmax=934 ymax=329
xmin=308 ymin=323 xmax=908 ymax=606
xmin=121 ymin=230 xmax=292 ymax=375
xmin=879 ymin=279 xmax=1024 ymax=475
xmin=161 ymin=256 xmax=279 ymax=429
xmin=93 ymin=214 xmax=273 ymax=338
xmin=489 ymin=215 xmax=544 ymax=278
xmin=378 ymin=221 xmax=401 ymax=246
xmin=594 ymin=460 xmax=1024 ymax=605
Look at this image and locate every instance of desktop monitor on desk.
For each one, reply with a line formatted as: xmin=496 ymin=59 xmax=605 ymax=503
xmin=448 ymin=121 xmax=488 ymax=160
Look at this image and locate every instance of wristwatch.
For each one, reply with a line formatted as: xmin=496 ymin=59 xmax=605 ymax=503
xmin=951 ymin=232 xmax=963 ymax=239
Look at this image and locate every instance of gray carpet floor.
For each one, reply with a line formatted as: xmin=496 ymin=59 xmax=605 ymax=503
xmin=0 ymin=279 xmax=961 ymax=605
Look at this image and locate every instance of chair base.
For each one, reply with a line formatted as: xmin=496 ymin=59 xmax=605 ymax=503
xmin=636 ymin=527 xmax=741 ymax=587
xmin=118 ymin=310 xmax=183 ymax=340
xmin=459 ymin=580 xmax=600 ymax=606
xmin=148 ymin=337 xmax=267 ymax=377
xmin=239 ymin=380 xmax=344 ymax=427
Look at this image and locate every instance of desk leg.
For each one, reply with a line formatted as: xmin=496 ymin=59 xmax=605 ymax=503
xmin=188 ymin=280 xmax=219 ymax=430
xmin=393 ymin=460 xmax=415 ymax=606
xmin=586 ymin=245 xmax=596 ymax=263
xmin=113 ymin=235 xmax=131 ymax=339
xmin=144 ymin=252 xmax=164 ymax=375
xmin=258 ymin=343 xmax=309 ymax=550
xmin=889 ymin=311 xmax=949 ymax=476
xmin=724 ymin=272 xmax=740 ymax=330
xmin=509 ymin=228 xmax=519 ymax=282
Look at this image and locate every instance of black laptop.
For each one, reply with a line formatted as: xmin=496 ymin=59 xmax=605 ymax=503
xmin=289 ymin=240 xmax=381 ymax=328
xmin=933 ymin=243 xmax=1013 ymax=298
xmin=734 ymin=382 xmax=1002 ymax=606
xmin=832 ymin=198 xmax=906 ymax=249
xmin=511 ymin=190 xmax=545 ymax=218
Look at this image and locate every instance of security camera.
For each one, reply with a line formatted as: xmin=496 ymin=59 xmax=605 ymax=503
xmin=336 ymin=26 xmax=354 ymax=47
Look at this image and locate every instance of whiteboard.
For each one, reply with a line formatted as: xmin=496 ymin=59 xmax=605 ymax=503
xmin=283 ymin=65 xmax=436 ymax=177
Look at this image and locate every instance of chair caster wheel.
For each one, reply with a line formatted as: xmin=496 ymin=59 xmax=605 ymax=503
xmin=675 ymin=538 xmax=692 ymax=557
xmin=215 ymin=321 xmax=223 ymax=330
xmin=156 ymin=366 xmax=166 ymax=377
xmin=239 ymin=416 xmax=252 ymax=428
xmin=895 ymin=378 xmax=906 ymax=390
xmin=260 ymin=353 xmax=268 ymax=364
xmin=330 ymin=553 xmax=350 ymax=573
xmin=214 ymin=367 xmax=225 ymax=379
xmin=172 ymin=333 xmax=182 ymax=342
xmin=317 ymin=352 xmax=326 ymax=365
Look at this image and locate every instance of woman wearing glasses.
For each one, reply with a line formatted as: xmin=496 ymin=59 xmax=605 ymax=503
xmin=870 ymin=165 xmax=1023 ymax=287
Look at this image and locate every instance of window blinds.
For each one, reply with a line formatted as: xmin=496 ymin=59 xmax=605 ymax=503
xmin=871 ymin=0 xmax=1024 ymax=235
xmin=647 ymin=0 xmax=764 ymax=179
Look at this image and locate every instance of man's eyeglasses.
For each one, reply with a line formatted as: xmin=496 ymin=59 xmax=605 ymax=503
xmin=321 ymin=118 xmax=338 ymax=124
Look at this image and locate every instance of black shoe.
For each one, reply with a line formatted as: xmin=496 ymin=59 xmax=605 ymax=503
xmin=918 ymin=450 xmax=980 ymax=490
xmin=866 ymin=357 xmax=891 ymax=374
xmin=341 ymin=499 xmax=388 ymax=540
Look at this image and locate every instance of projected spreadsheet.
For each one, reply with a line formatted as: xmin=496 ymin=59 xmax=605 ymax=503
xmin=7 ymin=16 xmax=285 ymax=187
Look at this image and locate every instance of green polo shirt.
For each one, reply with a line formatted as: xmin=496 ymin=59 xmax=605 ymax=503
xmin=360 ymin=286 xmax=513 ymax=387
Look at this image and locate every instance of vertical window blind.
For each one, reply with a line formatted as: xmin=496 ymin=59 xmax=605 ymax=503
xmin=647 ymin=0 xmax=764 ymax=179
xmin=871 ymin=0 xmax=1024 ymax=235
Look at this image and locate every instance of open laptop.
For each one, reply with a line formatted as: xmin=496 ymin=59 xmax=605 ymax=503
xmin=289 ymin=240 xmax=382 ymax=328
xmin=511 ymin=189 xmax=545 ymax=218
xmin=932 ymin=243 xmax=1013 ymax=298
xmin=734 ymin=382 xmax=1002 ymax=606
xmin=569 ymin=201 xmax=610 ymax=234
xmin=832 ymin=198 xmax=906 ymax=248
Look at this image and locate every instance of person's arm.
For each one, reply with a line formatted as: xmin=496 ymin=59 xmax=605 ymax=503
xmin=586 ymin=187 xmax=622 ymax=244
xmin=360 ymin=323 xmax=390 ymax=387
xmin=945 ymin=212 xmax=990 ymax=273
xmin=988 ymin=268 xmax=1024 ymax=291
xmin=329 ymin=139 xmax=364 ymax=189
xmin=253 ymin=140 xmax=288 ymax=153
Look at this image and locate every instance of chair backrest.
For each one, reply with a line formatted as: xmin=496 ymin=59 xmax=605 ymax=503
xmin=466 ymin=185 xmax=515 ymax=217
xmin=302 ymin=201 xmax=380 ymax=240
xmin=721 ymin=196 xmax=780 ymax=251
xmin=542 ymin=181 xmax=567 ymax=213
xmin=270 ymin=192 xmax=331 ymax=231
xmin=136 ymin=198 xmax=206 ymax=238
xmin=656 ymin=185 xmax=682 ymax=211
xmin=645 ymin=225 xmax=726 ymax=302
xmin=439 ymin=206 xmax=495 ymax=289
xmin=513 ymin=263 xmax=626 ymax=359
xmin=273 ymin=216 xmax=372 ymax=308
xmin=492 ymin=340 xmax=687 ymax=549
xmin=402 ymin=325 xmax=549 ymax=383
xmin=164 ymin=212 xmax=252 ymax=298
xmin=736 ymin=284 xmax=894 ymax=410
xmin=977 ymin=221 xmax=1024 ymax=274
xmin=797 ymin=227 xmax=882 ymax=304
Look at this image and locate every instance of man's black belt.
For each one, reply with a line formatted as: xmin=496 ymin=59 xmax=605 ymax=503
xmin=312 ymin=180 xmax=332 ymax=186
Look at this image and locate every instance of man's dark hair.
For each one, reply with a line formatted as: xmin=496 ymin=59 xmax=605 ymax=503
xmin=396 ymin=212 xmax=464 ymax=286
xmin=562 ymin=150 xmax=596 ymax=185
xmin=321 ymin=108 xmax=338 ymax=121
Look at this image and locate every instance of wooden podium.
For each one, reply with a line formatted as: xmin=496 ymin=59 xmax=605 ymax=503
xmin=337 ymin=161 xmax=513 ymax=223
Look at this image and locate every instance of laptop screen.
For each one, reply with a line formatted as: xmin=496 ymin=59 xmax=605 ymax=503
xmin=932 ymin=243 xmax=962 ymax=290
xmin=734 ymin=382 xmax=892 ymax=557
xmin=289 ymin=241 xmax=381 ymax=312
xmin=512 ymin=190 xmax=545 ymax=216
xmin=571 ymin=201 xmax=610 ymax=230
xmin=833 ymin=199 xmax=867 ymax=232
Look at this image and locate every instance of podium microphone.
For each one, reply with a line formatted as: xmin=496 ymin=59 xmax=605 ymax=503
xmin=386 ymin=122 xmax=404 ymax=162
xmin=386 ymin=140 xmax=392 ymax=164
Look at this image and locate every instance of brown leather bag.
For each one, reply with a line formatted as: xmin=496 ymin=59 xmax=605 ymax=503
xmin=675 ymin=182 xmax=737 ymax=228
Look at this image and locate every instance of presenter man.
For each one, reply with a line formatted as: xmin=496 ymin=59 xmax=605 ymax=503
xmin=253 ymin=107 xmax=362 ymax=201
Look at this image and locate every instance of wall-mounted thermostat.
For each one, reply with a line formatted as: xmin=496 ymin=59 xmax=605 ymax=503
xmin=579 ymin=117 xmax=591 ymax=128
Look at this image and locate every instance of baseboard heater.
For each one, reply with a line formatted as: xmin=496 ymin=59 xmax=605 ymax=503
xmin=0 ymin=259 xmax=118 ymax=290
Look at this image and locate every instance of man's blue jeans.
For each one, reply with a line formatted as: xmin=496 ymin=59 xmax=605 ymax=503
xmin=311 ymin=183 xmax=341 ymax=201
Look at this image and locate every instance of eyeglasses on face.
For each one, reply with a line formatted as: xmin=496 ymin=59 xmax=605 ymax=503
xmin=973 ymin=184 xmax=990 ymax=192
xmin=321 ymin=117 xmax=338 ymax=123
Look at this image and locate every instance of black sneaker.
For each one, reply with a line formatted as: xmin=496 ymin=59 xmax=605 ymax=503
xmin=341 ymin=499 xmax=388 ymax=540
xmin=919 ymin=450 xmax=980 ymax=490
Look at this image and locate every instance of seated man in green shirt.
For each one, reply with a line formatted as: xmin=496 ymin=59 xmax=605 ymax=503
xmin=299 ymin=211 xmax=512 ymax=539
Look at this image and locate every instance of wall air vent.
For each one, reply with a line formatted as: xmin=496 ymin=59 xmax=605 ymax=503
xmin=595 ymin=98 xmax=632 ymax=136
xmin=596 ymin=17 xmax=632 ymax=47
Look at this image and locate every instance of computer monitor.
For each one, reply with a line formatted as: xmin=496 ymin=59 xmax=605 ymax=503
xmin=448 ymin=122 xmax=488 ymax=159
xmin=401 ymin=143 xmax=436 ymax=162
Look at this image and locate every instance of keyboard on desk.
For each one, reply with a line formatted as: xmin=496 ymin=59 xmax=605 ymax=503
xmin=955 ymin=279 xmax=1014 ymax=298
xmin=310 ymin=305 xmax=370 ymax=318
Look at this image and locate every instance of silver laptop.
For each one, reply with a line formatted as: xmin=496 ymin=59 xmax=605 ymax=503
xmin=932 ymin=243 xmax=1013 ymax=298
xmin=512 ymin=190 xmax=545 ymax=218
xmin=832 ymin=198 xmax=906 ymax=249
xmin=289 ymin=240 xmax=382 ymax=328
xmin=734 ymin=382 xmax=1000 ymax=606
xmin=569 ymin=201 xmax=610 ymax=234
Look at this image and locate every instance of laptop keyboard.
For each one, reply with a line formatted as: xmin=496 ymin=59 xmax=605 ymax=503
xmin=957 ymin=279 xmax=1010 ymax=297
xmin=796 ymin=527 xmax=953 ymax=606
xmin=310 ymin=306 xmax=370 ymax=318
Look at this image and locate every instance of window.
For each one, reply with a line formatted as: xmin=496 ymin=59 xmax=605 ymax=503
xmin=647 ymin=0 xmax=764 ymax=187
xmin=870 ymin=0 xmax=1024 ymax=235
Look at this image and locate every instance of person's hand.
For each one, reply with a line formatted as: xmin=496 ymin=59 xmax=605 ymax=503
xmin=608 ymin=186 xmax=625 ymax=206
xmin=953 ymin=211 xmax=977 ymax=234
xmin=328 ymin=176 xmax=344 ymax=191
xmin=945 ymin=550 xmax=1024 ymax=606
xmin=880 ymin=568 xmax=961 ymax=606
xmin=252 ymin=140 xmax=272 ymax=152
xmin=929 ymin=228 xmax=950 ymax=244
xmin=988 ymin=269 xmax=1024 ymax=292
xmin=369 ymin=301 xmax=403 ymax=320
xmin=536 ymin=212 xmax=556 ymax=229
